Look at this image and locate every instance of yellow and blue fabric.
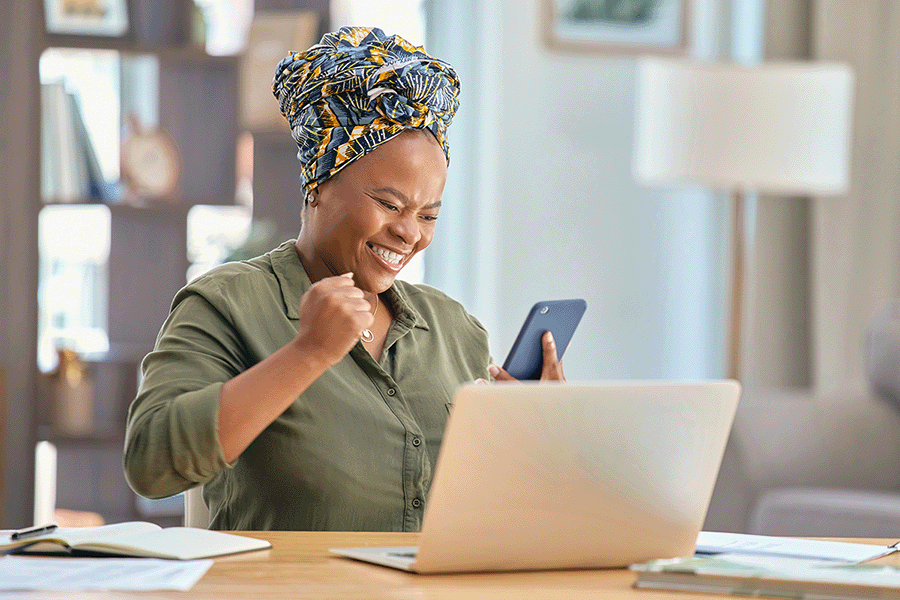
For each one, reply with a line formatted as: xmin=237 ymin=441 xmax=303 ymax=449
xmin=273 ymin=27 xmax=460 ymax=196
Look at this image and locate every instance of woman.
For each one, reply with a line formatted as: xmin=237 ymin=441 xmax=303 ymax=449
xmin=124 ymin=27 xmax=562 ymax=531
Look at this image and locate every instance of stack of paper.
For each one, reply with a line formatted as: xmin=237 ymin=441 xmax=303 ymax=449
xmin=0 ymin=556 xmax=211 ymax=592
xmin=632 ymin=554 xmax=900 ymax=600
xmin=633 ymin=533 xmax=900 ymax=600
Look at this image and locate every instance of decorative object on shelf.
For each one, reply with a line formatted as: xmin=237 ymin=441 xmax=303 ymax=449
xmin=240 ymin=11 xmax=319 ymax=131
xmin=43 ymin=0 xmax=129 ymax=37
xmin=120 ymin=114 xmax=181 ymax=202
xmin=190 ymin=0 xmax=208 ymax=49
xmin=48 ymin=348 xmax=95 ymax=436
xmin=544 ymin=0 xmax=690 ymax=54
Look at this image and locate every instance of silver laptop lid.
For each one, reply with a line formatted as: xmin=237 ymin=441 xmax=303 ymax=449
xmin=414 ymin=381 xmax=740 ymax=573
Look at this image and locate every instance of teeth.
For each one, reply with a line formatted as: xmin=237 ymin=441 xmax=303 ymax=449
xmin=372 ymin=245 xmax=403 ymax=265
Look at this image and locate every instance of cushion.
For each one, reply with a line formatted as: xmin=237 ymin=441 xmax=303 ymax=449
xmin=865 ymin=300 xmax=900 ymax=410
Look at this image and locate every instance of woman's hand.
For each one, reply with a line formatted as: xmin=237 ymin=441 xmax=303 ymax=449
xmin=294 ymin=272 xmax=374 ymax=367
xmin=488 ymin=331 xmax=566 ymax=382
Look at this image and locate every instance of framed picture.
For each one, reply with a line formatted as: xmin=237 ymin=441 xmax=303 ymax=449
xmin=43 ymin=0 xmax=129 ymax=37
xmin=545 ymin=0 xmax=691 ymax=54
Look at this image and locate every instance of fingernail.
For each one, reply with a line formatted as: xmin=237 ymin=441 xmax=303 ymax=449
xmin=340 ymin=272 xmax=354 ymax=278
xmin=488 ymin=365 xmax=500 ymax=377
xmin=475 ymin=378 xmax=488 ymax=386
xmin=547 ymin=331 xmax=555 ymax=345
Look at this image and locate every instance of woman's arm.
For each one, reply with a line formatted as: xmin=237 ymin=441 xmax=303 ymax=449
xmin=125 ymin=273 xmax=373 ymax=497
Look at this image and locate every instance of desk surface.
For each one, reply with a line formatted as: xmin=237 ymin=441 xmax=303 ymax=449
xmin=14 ymin=532 xmax=900 ymax=599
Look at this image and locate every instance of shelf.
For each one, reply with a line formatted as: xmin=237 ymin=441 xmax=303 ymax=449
xmin=41 ymin=199 xmax=223 ymax=212
xmin=41 ymin=36 xmax=238 ymax=64
xmin=38 ymin=426 xmax=125 ymax=446
xmin=42 ymin=34 xmax=188 ymax=54
xmin=81 ymin=343 xmax=153 ymax=365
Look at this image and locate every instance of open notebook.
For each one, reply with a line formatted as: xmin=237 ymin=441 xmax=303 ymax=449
xmin=1 ymin=521 xmax=271 ymax=560
xmin=332 ymin=380 xmax=741 ymax=573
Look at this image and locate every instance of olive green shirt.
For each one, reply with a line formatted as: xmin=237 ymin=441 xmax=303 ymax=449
xmin=124 ymin=241 xmax=491 ymax=531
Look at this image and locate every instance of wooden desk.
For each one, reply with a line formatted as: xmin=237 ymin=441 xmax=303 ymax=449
xmin=18 ymin=533 xmax=900 ymax=599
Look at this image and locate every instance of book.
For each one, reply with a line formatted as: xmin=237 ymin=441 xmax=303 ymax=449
xmin=1 ymin=522 xmax=271 ymax=560
xmin=632 ymin=554 xmax=900 ymax=600
xmin=40 ymin=80 xmax=113 ymax=203
xmin=68 ymin=91 xmax=113 ymax=202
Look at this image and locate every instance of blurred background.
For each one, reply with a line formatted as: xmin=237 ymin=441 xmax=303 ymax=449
xmin=2 ymin=0 xmax=899 ymax=534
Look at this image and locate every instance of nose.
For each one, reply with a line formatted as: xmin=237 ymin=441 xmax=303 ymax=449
xmin=389 ymin=212 xmax=421 ymax=247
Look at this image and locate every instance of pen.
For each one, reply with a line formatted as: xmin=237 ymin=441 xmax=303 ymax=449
xmin=10 ymin=523 xmax=57 ymax=540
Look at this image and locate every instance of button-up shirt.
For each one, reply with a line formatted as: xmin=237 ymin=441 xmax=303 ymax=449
xmin=124 ymin=241 xmax=491 ymax=531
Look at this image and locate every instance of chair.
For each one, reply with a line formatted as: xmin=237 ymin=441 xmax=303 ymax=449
xmin=705 ymin=299 xmax=900 ymax=535
xmin=184 ymin=485 xmax=210 ymax=528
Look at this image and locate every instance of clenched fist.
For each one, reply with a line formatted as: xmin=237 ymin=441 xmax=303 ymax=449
xmin=293 ymin=273 xmax=374 ymax=367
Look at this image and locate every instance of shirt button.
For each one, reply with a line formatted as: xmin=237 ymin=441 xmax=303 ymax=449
xmin=387 ymin=388 xmax=396 ymax=396
xmin=412 ymin=437 xmax=421 ymax=447
xmin=412 ymin=498 xmax=422 ymax=508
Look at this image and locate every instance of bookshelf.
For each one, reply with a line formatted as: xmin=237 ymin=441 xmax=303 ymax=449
xmin=35 ymin=0 xmax=240 ymax=527
xmin=0 ymin=0 xmax=328 ymax=529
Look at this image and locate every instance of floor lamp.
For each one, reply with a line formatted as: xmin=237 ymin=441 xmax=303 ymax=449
xmin=632 ymin=59 xmax=854 ymax=380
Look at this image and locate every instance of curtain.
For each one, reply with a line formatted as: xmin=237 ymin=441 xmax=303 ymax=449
xmin=811 ymin=0 xmax=900 ymax=393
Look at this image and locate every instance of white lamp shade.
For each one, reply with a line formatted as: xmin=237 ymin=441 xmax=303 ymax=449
xmin=633 ymin=59 xmax=855 ymax=195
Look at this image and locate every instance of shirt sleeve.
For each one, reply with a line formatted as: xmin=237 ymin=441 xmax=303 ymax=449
xmin=124 ymin=289 xmax=245 ymax=499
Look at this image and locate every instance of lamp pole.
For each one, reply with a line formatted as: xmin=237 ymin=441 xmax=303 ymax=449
xmin=729 ymin=188 xmax=747 ymax=381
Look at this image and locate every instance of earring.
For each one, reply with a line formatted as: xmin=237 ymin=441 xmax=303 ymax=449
xmin=307 ymin=193 xmax=318 ymax=207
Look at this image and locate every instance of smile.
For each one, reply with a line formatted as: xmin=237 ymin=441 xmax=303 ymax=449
xmin=367 ymin=243 xmax=405 ymax=266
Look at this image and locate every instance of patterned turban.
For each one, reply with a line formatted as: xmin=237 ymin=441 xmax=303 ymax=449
xmin=273 ymin=27 xmax=461 ymax=197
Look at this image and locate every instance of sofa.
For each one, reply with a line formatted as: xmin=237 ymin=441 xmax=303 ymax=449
xmin=704 ymin=300 xmax=900 ymax=537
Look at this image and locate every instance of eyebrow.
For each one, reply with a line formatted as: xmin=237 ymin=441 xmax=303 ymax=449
xmin=374 ymin=187 xmax=442 ymax=210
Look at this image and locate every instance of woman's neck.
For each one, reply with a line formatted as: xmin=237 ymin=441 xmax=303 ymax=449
xmin=293 ymin=239 xmax=335 ymax=284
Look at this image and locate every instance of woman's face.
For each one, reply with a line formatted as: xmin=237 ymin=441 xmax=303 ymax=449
xmin=299 ymin=129 xmax=447 ymax=293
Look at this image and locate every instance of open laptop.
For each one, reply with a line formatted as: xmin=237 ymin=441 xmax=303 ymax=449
xmin=331 ymin=380 xmax=740 ymax=574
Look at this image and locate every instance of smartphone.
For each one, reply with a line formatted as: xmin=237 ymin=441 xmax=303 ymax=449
xmin=501 ymin=299 xmax=587 ymax=380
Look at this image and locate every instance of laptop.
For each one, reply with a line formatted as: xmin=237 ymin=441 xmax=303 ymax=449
xmin=331 ymin=380 xmax=740 ymax=574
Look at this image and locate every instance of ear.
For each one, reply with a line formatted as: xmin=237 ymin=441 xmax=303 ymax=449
xmin=307 ymin=191 xmax=318 ymax=208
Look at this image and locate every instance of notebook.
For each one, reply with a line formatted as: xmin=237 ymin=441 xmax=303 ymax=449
xmin=1 ymin=521 xmax=271 ymax=560
xmin=331 ymin=380 xmax=741 ymax=573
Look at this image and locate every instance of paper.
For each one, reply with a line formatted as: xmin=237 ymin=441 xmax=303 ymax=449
xmin=639 ymin=553 xmax=900 ymax=585
xmin=0 ymin=555 xmax=212 ymax=591
xmin=697 ymin=531 xmax=896 ymax=563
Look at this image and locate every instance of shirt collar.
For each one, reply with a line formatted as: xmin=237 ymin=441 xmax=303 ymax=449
xmin=269 ymin=240 xmax=429 ymax=331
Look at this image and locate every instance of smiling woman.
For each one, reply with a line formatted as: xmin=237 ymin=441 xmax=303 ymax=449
xmin=296 ymin=130 xmax=445 ymax=331
xmin=123 ymin=27 xmax=564 ymax=532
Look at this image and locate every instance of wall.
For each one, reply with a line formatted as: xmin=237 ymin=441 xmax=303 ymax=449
xmin=428 ymin=0 xmax=733 ymax=381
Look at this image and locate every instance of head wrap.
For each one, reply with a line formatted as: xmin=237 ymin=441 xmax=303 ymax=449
xmin=273 ymin=27 xmax=461 ymax=197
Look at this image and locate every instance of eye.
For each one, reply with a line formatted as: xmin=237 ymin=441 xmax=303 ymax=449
xmin=420 ymin=215 xmax=438 ymax=222
xmin=378 ymin=199 xmax=399 ymax=212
